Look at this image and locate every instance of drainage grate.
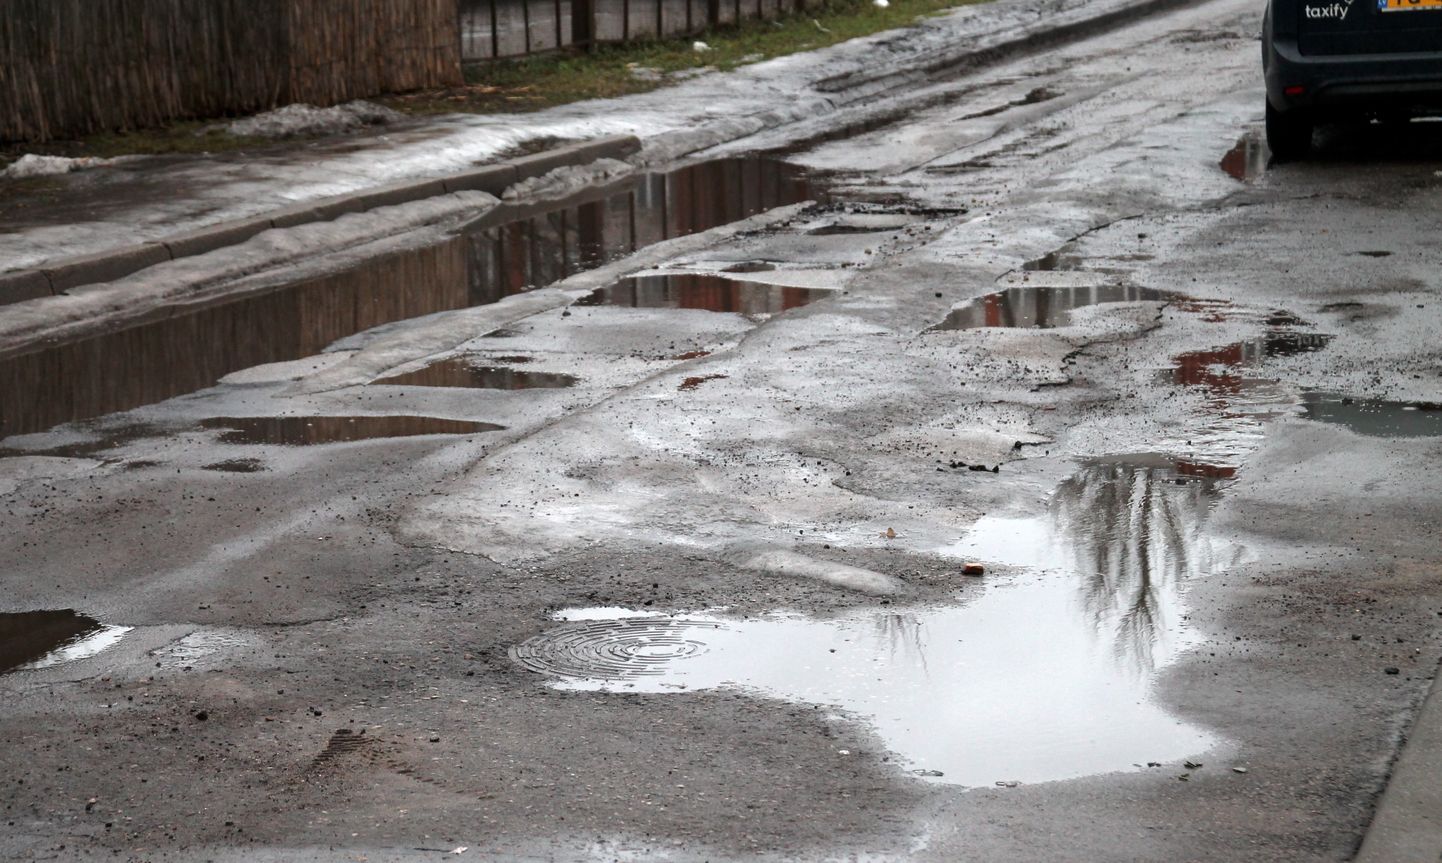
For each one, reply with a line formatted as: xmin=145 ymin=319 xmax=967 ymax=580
xmin=510 ymin=618 xmax=726 ymax=681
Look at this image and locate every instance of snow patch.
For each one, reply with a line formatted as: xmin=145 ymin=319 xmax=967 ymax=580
xmin=226 ymin=101 xmax=404 ymax=140
xmin=2 ymin=154 xmax=121 ymax=179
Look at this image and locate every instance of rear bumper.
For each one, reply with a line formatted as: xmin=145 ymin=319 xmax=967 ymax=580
xmin=1265 ymin=38 xmax=1442 ymax=114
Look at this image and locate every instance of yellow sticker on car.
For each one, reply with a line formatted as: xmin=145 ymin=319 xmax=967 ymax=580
xmin=1380 ymin=0 xmax=1442 ymax=11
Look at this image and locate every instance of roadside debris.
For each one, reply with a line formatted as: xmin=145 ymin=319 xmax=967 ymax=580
xmin=962 ymin=563 xmax=985 ymax=576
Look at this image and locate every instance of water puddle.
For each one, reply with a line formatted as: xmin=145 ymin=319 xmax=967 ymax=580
xmin=513 ymin=454 xmax=1227 ymax=787
xmin=0 ymin=155 xmax=823 ymax=439
xmin=374 ymin=359 xmax=577 ymax=390
xmin=1220 ymin=133 xmax=1269 ymax=182
xmin=1300 ymin=392 xmax=1442 ymax=438
xmin=931 ymin=285 xmax=1174 ymax=330
xmin=576 ymin=274 xmax=833 ymax=315
xmin=199 ymin=415 xmax=503 ymax=445
xmin=1 ymin=610 xmax=132 ymax=674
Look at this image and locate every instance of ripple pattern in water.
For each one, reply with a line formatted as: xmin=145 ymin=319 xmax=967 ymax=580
xmin=511 ymin=618 xmax=727 ymax=680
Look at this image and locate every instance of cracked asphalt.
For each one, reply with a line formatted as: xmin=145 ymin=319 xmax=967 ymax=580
xmin=3 ymin=0 xmax=1442 ymax=860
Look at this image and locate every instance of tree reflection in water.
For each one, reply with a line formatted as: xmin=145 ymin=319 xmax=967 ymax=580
xmin=1048 ymin=456 xmax=1238 ymax=675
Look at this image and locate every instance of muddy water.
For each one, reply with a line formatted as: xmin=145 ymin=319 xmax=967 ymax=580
xmin=375 ymin=359 xmax=577 ymax=390
xmin=577 ymin=274 xmax=832 ymax=315
xmin=1 ymin=610 xmax=132 ymax=674
xmin=199 ymin=416 xmax=504 ymax=445
xmin=0 ymin=156 xmax=821 ymax=439
xmin=932 ymin=285 xmax=1174 ymax=330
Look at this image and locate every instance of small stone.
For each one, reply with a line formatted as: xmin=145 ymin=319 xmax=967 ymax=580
xmin=428 ymin=733 xmax=441 ymax=743
xmin=962 ymin=563 xmax=985 ymax=576
xmin=1184 ymin=760 xmax=1202 ymax=770
xmin=193 ymin=710 xmax=209 ymax=722
xmin=1232 ymin=767 xmax=1248 ymax=774
xmin=995 ymin=780 xmax=1020 ymax=788
xmin=1385 ymin=667 xmax=1400 ymax=675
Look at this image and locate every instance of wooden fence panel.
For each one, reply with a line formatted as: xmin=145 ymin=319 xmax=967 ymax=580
xmin=0 ymin=0 xmax=461 ymax=144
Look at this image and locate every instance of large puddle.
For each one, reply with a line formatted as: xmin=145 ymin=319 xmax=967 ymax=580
xmin=1 ymin=610 xmax=131 ymax=674
xmin=0 ymin=156 xmax=822 ymax=439
xmin=577 ymin=274 xmax=833 ymax=315
xmin=514 ymin=454 xmax=1228 ymax=787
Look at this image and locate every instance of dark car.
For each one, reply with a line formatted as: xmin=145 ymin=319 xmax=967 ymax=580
xmin=1263 ymin=0 xmax=1442 ymax=158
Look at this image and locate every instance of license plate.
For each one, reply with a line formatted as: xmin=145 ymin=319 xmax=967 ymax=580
xmin=1379 ymin=0 xmax=1442 ymax=11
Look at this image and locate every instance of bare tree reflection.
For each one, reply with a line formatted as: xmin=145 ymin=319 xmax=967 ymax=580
xmin=872 ymin=612 xmax=929 ymax=675
xmin=1048 ymin=458 xmax=1228 ymax=675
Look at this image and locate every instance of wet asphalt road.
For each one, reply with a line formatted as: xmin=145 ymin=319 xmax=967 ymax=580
xmin=4 ymin=0 xmax=1442 ymax=859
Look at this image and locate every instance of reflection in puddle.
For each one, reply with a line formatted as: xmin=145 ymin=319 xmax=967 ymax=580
xmin=1220 ymin=134 xmax=1269 ymax=182
xmin=1167 ymin=330 xmax=1334 ymax=467
xmin=375 ymin=359 xmax=577 ymax=389
xmin=514 ymin=456 xmax=1226 ymax=787
xmin=1301 ymin=393 xmax=1442 ymax=438
xmin=1 ymin=610 xmax=132 ymax=674
xmin=0 ymin=156 xmax=821 ymax=438
xmin=200 ymin=416 xmax=503 ymax=445
xmin=576 ymin=275 xmax=832 ymax=315
xmin=946 ymin=456 xmax=1239 ymax=670
xmin=932 ymin=285 xmax=1174 ymax=330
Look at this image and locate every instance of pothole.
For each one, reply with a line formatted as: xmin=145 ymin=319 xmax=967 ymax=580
xmin=576 ymin=275 xmax=833 ymax=315
xmin=931 ymin=285 xmax=1175 ymax=330
xmin=199 ymin=416 xmax=504 ymax=445
xmin=1 ymin=610 xmax=132 ymax=674
xmin=374 ymin=359 xmax=577 ymax=390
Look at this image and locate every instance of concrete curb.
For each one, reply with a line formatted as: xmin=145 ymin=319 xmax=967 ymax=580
xmin=0 ymin=134 xmax=641 ymax=306
xmin=1354 ymin=661 xmax=1442 ymax=863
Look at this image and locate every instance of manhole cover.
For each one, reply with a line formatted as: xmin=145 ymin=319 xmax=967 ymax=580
xmin=510 ymin=618 xmax=726 ymax=681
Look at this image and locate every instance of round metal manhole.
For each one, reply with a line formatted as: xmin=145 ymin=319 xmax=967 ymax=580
xmin=510 ymin=618 xmax=726 ymax=681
